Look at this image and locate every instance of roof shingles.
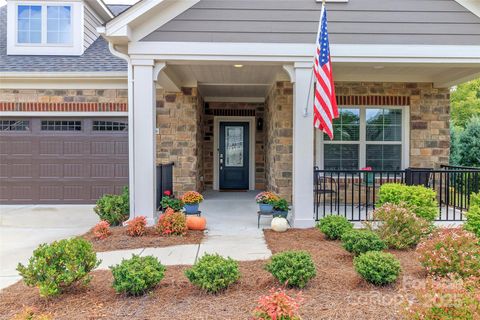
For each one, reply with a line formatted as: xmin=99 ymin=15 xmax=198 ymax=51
xmin=0 ymin=6 xmax=127 ymax=73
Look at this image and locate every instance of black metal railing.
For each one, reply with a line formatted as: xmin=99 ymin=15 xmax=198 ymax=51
xmin=156 ymin=162 xmax=174 ymax=210
xmin=314 ymin=167 xmax=480 ymax=222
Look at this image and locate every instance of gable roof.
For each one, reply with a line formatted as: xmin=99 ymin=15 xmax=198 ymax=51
xmin=0 ymin=5 xmax=127 ymax=74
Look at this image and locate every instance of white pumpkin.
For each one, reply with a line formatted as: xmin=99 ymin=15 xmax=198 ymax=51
xmin=271 ymin=217 xmax=289 ymax=232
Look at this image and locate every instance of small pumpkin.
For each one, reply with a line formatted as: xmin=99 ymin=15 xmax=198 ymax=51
xmin=186 ymin=216 xmax=207 ymax=231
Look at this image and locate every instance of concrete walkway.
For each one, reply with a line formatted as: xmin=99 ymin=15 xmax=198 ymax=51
xmin=0 ymin=191 xmax=272 ymax=289
xmin=0 ymin=204 xmax=98 ymax=289
xmin=98 ymin=191 xmax=272 ymax=269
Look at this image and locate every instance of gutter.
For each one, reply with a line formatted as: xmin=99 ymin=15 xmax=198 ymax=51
xmin=0 ymin=72 xmax=127 ymax=79
xmin=107 ymin=41 xmax=136 ymax=220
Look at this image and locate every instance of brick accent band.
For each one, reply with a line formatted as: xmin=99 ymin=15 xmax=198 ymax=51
xmin=0 ymin=102 xmax=128 ymax=112
xmin=337 ymin=95 xmax=410 ymax=106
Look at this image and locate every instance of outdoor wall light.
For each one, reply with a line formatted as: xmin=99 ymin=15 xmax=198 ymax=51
xmin=233 ymin=64 xmax=244 ymax=68
xmin=256 ymin=117 xmax=264 ymax=131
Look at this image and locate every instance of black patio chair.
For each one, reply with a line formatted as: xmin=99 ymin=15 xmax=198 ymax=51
xmin=405 ymin=167 xmax=433 ymax=187
xmin=314 ymin=167 xmax=339 ymax=211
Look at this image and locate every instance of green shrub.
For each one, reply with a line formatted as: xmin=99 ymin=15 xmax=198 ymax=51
xmin=316 ymin=215 xmax=353 ymax=240
xmin=160 ymin=196 xmax=184 ymax=211
xmin=377 ymin=183 xmax=438 ymax=221
xmin=185 ymin=254 xmax=240 ymax=293
xmin=265 ymin=251 xmax=316 ymax=288
xmin=110 ymin=254 xmax=165 ymax=296
xmin=16 ymin=238 xmax=100 ymax=297
xmin=93 ymin=186 xmax=129 ymax=226
xmin=465 ymin=192 xmax=480 ymax=238
xmin=366 ymin=203 xmax=432 ymax=249
xmin=341 ymin=229 xmax=387 ymax=256
xmin=416 ymin=228 xmax=480 ymax=278
xmin=354 ymin=251 xmax=401 ymax=285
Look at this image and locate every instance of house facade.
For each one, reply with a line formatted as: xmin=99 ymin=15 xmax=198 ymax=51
xmin=2 ymin=0 xmax=480 ymax=227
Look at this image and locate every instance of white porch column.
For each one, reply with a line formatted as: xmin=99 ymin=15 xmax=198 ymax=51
xmin=130 ymin=59 xmax=156 ymax=225
xmin=291 ymin=62 xmax=315 ymax=228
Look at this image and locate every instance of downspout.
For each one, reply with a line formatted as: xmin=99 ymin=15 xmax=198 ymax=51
xmin=108 ymin=42 xmax=135 ymax=220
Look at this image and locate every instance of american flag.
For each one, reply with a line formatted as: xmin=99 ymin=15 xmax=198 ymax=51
xmin=314 ymin=2 xmax=339 ymax=140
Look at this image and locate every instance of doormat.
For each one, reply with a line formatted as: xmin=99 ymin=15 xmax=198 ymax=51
xmin=219 ymin=189 xmax=248 ymax=192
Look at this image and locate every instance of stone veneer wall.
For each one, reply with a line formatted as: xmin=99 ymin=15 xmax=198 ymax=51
xmin=265 ymin=82 xmax=293 ymax=202
xmin=156 ymin=87 xmax=202 ymax=195
xmin=335 ymin=82 xmax=451 ymax=168
xmin=202 ymin=102 xmax=265 ymax=189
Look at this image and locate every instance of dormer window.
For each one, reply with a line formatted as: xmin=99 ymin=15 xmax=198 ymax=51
xmin=7 ymin=1 xmax=83 ymax=56
xmin=17 ymin=5 xmax=42 ymax=44
xmin=17 ymin=4 xmax=72 ymax=45
xmin=46 ymin=6 xmax=72 ymax=44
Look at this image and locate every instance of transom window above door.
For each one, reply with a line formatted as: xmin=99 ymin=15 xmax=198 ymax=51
xmin=318 ymin=106 xmax=409 ymax=171
xmin=17 ymin=4 xmax=72 ymax=45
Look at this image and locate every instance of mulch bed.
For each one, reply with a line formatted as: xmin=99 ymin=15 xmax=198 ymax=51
xmin=0 ymin=228 xmax=425 ymax=319
xmin=81 ymin=227 xmax=204 ymax=252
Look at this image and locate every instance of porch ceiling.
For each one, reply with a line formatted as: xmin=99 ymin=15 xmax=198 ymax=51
xmin=163 ymin=64 xmax=288 ymax=102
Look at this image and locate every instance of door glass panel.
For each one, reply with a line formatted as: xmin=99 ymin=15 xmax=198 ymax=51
xmin=225 ymin=126 xmax=243 ymax=167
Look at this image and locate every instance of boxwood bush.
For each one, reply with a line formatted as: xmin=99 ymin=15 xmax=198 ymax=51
xmin=110 ymin=254 xmax=166 ymax=296
xmin=94 ymin=186 xmax=129 ymax=226
xmin=265 ymin=251 xmax=316 ymax=288
xmin=16 ymin=238 xmax=100 ymax=297
xmin=377 ymin=183 xmax=438 ymax=221
xmin=341 ymin=229 xmax=387 ymax=256
xmin=354 ymin=251 xmax=401 ymax=285
xmin=316 ymin=215 xmax=353 ymax=240
xmin=185 ymin=254 xmax=240 ymax=293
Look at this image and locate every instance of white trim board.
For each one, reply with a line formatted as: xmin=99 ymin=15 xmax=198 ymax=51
xmin=213 ymin=116 xmax=256 ymax=191
xmin=128 ymin=42 xmax=480 ymax=62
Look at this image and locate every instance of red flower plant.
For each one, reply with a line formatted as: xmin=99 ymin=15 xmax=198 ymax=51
xmin=126 ymin=216 xmax=147 ymax=237
xmin=92 ymin=220 xmax=111 ymax=240
xmin=252 ymin=288 xmax=303 ymax=320
xmin=164 ymin=190 xmax=172 ymax=196
xmin=361 ymin=166 xmax=373 ymax=171
xmin=156 ymin=208 xmax=187 ymax=236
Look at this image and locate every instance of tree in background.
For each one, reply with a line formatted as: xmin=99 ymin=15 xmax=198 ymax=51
xmin=450 ymin=78 xmax=480 ymax=167
xmin=451 ymin=78 xmax=480 ymax=128
xmin=457 ymin=117 xmax=480 ymax=167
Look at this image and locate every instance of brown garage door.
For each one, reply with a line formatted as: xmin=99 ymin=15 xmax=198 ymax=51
xmin=0 ymin=118 xmax=128 ymax=204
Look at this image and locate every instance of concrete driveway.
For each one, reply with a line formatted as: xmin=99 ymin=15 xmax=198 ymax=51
xmin=0 ymin=205 xmax=98 ymax=290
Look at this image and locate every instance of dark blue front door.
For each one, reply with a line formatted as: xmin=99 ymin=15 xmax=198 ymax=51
xmin=219 ymin=122 xmax=249 ymax=190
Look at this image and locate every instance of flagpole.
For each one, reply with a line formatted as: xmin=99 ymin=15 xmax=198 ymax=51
xmin=305 ymin=0 xmax=325 ymax=117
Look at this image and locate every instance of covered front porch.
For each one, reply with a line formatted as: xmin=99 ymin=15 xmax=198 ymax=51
xmin=128 ymin=59 xmax=314 ymax=227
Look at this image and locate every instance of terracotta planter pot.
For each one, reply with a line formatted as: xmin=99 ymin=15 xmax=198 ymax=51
xmin=186 ymin=216 xmax=207 ymax=231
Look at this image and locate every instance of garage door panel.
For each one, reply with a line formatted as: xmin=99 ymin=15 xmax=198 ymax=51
xmin=91 ymin=163 xmax=116 ymax=178
xmin=91 ymin=185 xmax=116 ymax=200
xmin=115 ymin=163 xmax=129 ymax=178
xmin=39 ymin=185 xmax=63 ymax=201
xmin=10 ymin=141 xmax=33 ymax=156
xmin=63 ymin=163 xmax=88 ymax=178
xmin=39 ymin=163 xmax=63 ymax=178
xmin=0 ymin=117 xmax=128 ymax=204
xmin=91 ymin=141 xmax=116 ymax=155
xmin=10 ymin=163 xmax=34 ymax=178
xmin=39 ymin=140 xmax=64 ymax=156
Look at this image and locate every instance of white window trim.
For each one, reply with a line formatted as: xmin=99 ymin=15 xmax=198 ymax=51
xmin=315 ymin=105 xmax=410 ymax=170
xmin=7 ymin=0 xmax=84 ymax=56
